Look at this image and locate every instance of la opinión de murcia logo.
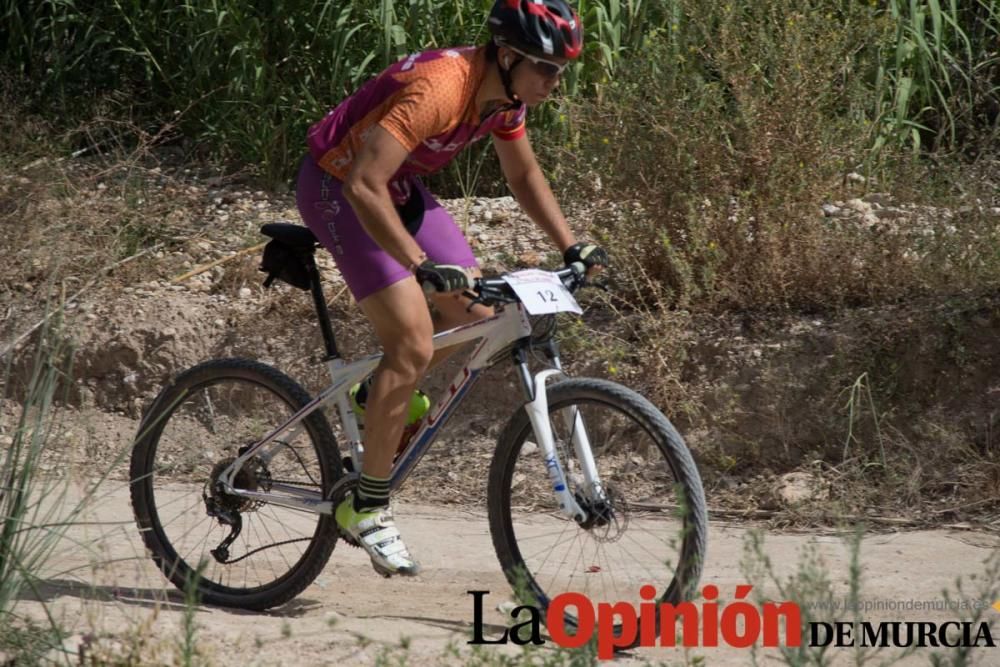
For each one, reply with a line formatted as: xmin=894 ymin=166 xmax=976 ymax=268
xmin=468 ymin=588 xmax=997 ymax=660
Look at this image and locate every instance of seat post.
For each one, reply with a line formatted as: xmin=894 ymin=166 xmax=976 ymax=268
xmin=304 ymin=256 xmax=340 ymax=360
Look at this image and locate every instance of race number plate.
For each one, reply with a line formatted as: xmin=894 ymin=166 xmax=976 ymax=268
xmin=503 ymin=269 xmax=582 ymax=315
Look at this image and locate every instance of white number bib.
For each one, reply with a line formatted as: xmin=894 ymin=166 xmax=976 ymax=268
xmin=503 ymin=269 xmax=582 ymax=315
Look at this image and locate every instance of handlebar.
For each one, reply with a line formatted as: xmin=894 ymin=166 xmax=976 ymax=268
xmin=421 ymin=262 xmax=590 ymax=310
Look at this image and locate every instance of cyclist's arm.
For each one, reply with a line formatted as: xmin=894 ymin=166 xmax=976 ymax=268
xmin=493 ymin=132 xmax=576 ymax=253
xmin=342 ymin=126 xmax=427 ymax=271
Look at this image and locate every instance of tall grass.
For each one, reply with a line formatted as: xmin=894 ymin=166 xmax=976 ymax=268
xmin=548 ymin=0 xmax=1000 ymax=313
xmin=2 ymin=0 xmax=499 ymax=184
xmin=0 ymin=310 xmax=75 ymax=656
xmin=0 ymin=303 xmax=132 ymax=663
xmin=875 ymin=0 xmax=1000 ymax=154
xmin=742 ymin=528 xmax=1000 ymax=666
xmin=4 ymin=1 xmax=995 ymax=184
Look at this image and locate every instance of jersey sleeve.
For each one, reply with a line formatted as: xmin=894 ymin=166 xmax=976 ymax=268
xmin=378 ymin=76 xmax=453 ymax=152
xmin=491 ymin=104 xmax=527 ymax=142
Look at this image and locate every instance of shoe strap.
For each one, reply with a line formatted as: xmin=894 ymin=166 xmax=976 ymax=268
xmin=358 ymin=522 xmax=410 ymax=557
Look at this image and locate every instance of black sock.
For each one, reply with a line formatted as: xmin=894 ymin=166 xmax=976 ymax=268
xmin=354 ymin=473 xmax=390 ymax=512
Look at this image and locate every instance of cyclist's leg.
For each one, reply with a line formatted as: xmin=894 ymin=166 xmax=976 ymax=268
xmin=298 ymin=157 xmax=431 ymax=574
xmin=298 ymin=155 xmax=435 ymax=476
xmin=296 ymin=158 xmax=487 ymax=574
xmin=356 ymin=280 xmax=434 ymax=477
xmin=355 ymin=177 xmax=496 ymax=471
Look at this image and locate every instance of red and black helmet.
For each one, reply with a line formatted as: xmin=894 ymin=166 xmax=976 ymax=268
xmin=488 ymin=0 xmax=583 ymax=60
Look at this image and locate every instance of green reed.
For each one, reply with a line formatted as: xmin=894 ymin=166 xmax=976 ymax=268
xmin=0 ymin=1 xmax=996 ymax=181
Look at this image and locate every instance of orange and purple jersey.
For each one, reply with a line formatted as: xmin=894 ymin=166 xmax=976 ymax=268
xmin=307 ymin=46 xmax=526 ymax=200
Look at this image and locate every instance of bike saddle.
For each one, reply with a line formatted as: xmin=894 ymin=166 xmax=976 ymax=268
xmin=260 ymin=222 xmax=318 ymax=251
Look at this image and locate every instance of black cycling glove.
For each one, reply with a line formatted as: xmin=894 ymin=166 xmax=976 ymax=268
xmin=563 ymin=242 xmax=610 ymax=269
xmin=414 ymin=260 xmax=473 ymax=293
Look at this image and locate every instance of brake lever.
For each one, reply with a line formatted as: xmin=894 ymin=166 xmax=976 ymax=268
xmin=465 ymin=292 xmax=490 ymax=312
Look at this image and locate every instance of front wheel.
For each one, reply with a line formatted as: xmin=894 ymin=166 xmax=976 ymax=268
xmin=487 ymin=378 xmax=707 ymax=644
xmin=130 ymin=358 xmax=342 ymax=610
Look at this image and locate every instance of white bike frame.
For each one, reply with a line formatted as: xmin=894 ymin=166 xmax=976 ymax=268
xmin=217 ymin=296 xmax=602 ymax=522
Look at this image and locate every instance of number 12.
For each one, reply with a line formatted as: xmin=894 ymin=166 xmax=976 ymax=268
xmin=536 ymin=289 xmax=558 ymax=303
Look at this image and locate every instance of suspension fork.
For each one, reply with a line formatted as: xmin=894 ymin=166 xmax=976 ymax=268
xmin=513 ymin=346 xmax=603 ymax=522
xmin=541 ymin=341 xmax=607 ymax=506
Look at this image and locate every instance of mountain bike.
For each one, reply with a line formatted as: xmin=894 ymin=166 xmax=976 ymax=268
xmin=129 ymin=222 xmax=707 ymax=641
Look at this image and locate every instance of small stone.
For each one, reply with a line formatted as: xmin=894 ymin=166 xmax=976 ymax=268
xmin=821 ymin=204 xmax=840 ymax=217
xmin=874 ymin=207 xmax=905 ymax=220
xmin=845 ymin=198 xmax=872 ymax=214
xmin=239 ymin=287 xmax=252 ymax=299
xmin=777 ymin=472 xmax=827 ymax=505
xmin=518 ymin=251 xmax=542 ymax=267
xmin=863 ymin=192 xmax=893 ymax=206
xmin=846 ymin=172 xmax=866 ymax=184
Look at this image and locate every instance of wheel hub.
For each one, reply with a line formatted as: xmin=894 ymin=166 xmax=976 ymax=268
xmin=575 ymin=482 xmax=628 ymax=542
xmin=207 ymin=455 xmax=271 ymax=513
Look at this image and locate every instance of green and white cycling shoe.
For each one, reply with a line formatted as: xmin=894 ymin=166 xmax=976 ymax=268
xmin=335 ymin=495 xmax=421 ymax=577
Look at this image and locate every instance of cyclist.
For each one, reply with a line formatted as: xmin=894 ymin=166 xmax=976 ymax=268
xmin=296 ymin=0 xmax=608 ymax=577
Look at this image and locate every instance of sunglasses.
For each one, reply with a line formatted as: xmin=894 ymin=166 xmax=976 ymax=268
xmin=505 ymin=45 xmax=570 ymax=78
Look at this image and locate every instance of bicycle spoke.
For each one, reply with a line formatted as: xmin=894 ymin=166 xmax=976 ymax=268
xmin=131 ymin=362 xmax=337 ymax=608
xmin=256 ymin=514 xmax=294 ymax=573
xmin=496 ymin=381 xmax=705 ymax=636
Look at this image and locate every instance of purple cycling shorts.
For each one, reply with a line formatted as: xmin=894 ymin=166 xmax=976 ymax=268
xmin=295 ymin=154 xmax=478 ymax=302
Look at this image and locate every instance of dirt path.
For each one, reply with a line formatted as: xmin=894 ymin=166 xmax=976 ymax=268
xmin=15 ymin=483 xmax=1000 ymax=666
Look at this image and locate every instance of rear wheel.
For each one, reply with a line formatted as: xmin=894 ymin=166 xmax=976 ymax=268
xmin=130 ymin=358 xmax=341 ymax=610
xmin=488 ymin=378 xmax=707 ymax=646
